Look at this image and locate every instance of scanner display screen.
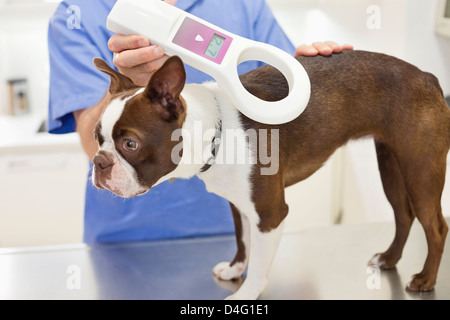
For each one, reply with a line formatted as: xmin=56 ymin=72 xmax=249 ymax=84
xmin=204 ymin=34 xmax=225 ymax=59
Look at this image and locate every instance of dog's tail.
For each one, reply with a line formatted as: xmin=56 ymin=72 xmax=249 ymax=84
xmin=425 ymin=72 xmax=450 ymax=149
xmin=424 ymin=72 xmax=444 ymax=97
xmin=446 ymin=100 xmax=450 ymax=151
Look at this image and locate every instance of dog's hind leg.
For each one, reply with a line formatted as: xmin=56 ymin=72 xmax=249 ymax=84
xmin=400 ymin=150 xmax=448 ymax=292
xmin=213 ymin=203 xmax=250 ymax=280
xmin=369 ymin=140 xmax=415 ymax=269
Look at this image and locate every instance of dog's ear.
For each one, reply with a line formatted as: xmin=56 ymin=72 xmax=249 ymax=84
xmin=93 ymin=57 xmax=137 ymax=95
xmin=144 ymin=56 xmax=186 ymax=122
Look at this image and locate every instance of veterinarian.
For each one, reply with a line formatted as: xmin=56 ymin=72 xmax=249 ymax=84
xmin=48 ymin=0 xmax=351 ymax=243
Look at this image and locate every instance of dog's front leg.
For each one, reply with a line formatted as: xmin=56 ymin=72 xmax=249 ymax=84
xmin=225 ymin=219 xmax=285 ymax=300
xmin=213 ymin=203 xmax=250 ymax=280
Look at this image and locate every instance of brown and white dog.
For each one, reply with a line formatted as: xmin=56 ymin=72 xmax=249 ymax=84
xmin=92 ymin=50 xmax=450 ymax=300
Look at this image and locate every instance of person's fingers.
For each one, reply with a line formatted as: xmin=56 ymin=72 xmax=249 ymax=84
xmin=312 ymin=41 xmax=334 ymax=56
xmin=295 ymin=42 xmax=354 ymax=57
xmin=108 ymin=34 xmax=150 ymax=53
xmin=318 ymin=41 xmax=354 ymax=54
xmin=164 ymin=0 xmax=177 ymax=5
xmin=113 ymin=45 xmax=165 ymax=69
xmin=323 ymin=41 xmax=343 ymax=53
xmin=116 ymin=55 xmax=170 ymax=86
xmin=342 ymin=43 xmax=354 ymax=51
xmin=295 ymin=44 xmax=319 ymax=57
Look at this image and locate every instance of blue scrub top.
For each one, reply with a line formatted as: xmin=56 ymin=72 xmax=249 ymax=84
xmin=48 ymin=0 xmax=295 ymax=243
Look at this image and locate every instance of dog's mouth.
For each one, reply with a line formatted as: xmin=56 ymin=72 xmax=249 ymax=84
xmin=93 ymin=172 xmax=105 ymax=190
xmin=93 ymin=172 xmax=121 ymax=195
xmin=92 ymin=168 xmax=149 ymax=198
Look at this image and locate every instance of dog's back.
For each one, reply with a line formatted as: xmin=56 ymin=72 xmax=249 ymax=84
xmin=240 ymin=50 xmax=450 ymax=183
xmin=239 ymin=49 xmax=449 ymax=292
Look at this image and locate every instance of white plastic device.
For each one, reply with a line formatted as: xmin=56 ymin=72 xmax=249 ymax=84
xmin=107 ymin=0 xmax=311 ymax=124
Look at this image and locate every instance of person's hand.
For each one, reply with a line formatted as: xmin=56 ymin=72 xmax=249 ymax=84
xmin=107 ymin=0 xmax=177 ymax=86
xmin=295 ymin=41 xmax=353 ymax=57
xmin=108 ymin=35 xmax=168 ymax=86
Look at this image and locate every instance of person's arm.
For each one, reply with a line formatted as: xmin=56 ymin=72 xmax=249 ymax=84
xmin=48 ymin=2 xmax=115 ymax=138
xmin=73 ymin=92 xmax=111 ymax=161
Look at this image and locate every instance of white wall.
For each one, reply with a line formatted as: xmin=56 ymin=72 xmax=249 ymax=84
xmin=0 ymin=3 xmax=58 ymax=118
xmin=268 ymin=0 xmax=406 ymax=58
xmin=268 ymin=0 xmax=450 ymax=224
xmin=0 ymin=28 xmax=7 ymax=115
xmin=268 ymin=0 xmax=450 ymax=93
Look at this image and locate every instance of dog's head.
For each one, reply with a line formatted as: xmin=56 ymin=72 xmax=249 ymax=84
xmin=91 ymin=56 xmax=187 ymax=198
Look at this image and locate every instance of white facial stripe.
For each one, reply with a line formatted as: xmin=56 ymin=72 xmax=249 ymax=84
xmin=96 ymin=89 xmax=148 ymax=198
xmin=102 ymin=101 xmax=122 ymax=135
xmin=101 ymin=89 xmax=145 ymax=145
xmin=101 ymin=98 xmax=125 ymax=143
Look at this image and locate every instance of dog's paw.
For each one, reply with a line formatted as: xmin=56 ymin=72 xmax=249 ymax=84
xmin=212 ymin=261 xmax=245 ymax=281
xmin=406 ymin=273 xmax=436 ymax=292
xmin=368 ymin=252 xmax=398 ymax=270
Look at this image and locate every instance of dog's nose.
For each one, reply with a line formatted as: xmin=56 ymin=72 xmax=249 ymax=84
xmin=93 ymin=153 xmax=113 ymax=170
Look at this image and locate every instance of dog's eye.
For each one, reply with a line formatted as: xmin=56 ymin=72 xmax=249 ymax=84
xmin=123 ymin=139 xmax=139 ymax=152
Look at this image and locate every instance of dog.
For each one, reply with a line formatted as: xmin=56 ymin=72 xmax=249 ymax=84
xmin=91 ymin=50 xmax=450 ymax=299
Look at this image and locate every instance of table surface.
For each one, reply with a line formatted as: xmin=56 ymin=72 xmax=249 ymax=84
xmin=1 ymin=218 xmax=449 ymax=300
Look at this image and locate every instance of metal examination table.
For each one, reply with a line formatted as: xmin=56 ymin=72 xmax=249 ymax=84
xmin=1 ymin=218 xmax=449 ymax=300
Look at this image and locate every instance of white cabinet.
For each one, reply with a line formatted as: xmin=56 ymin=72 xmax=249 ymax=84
xmin=0 ymin=134 xmax=88 ymax=247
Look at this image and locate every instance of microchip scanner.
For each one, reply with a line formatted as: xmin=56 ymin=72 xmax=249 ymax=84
xmin=107 ymin=0 xmax=311 ymax=124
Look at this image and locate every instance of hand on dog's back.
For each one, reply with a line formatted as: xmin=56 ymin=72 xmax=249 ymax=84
xmin=295 ymin=41 xmax=353 ymax=57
